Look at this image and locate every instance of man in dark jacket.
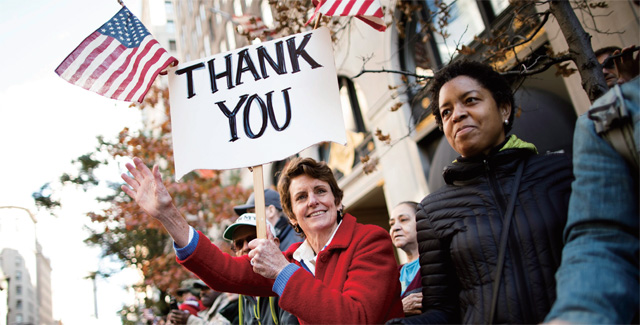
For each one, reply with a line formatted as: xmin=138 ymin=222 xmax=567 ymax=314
xmin=234 ymin=189 xmax=303 ymax=251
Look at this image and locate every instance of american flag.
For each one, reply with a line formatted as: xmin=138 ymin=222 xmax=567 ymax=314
xmin=232 ymin=15 xmax=271 ymax=40
xmin=308 ymin=0 xmax=386 ymax=32
xmin=55 ymin=7 xmax=177 ymax=103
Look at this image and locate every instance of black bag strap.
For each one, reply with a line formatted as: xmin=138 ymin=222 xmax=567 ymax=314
xmin=488 ymin=159 xmax=526 ymax=324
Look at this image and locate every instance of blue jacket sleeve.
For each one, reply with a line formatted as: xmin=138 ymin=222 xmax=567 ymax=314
xmin=545 ymin=87 xmax=640 ymax=324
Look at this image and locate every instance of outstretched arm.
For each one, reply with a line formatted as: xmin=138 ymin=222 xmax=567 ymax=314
xmin=121 ymin=157 xmax=190 ymax=247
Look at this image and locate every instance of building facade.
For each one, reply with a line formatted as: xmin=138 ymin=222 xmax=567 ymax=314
xmin=153 ymin=0 xmax=639 ymax=262
xmin=0 ymin=206 xmax=52 ymax=325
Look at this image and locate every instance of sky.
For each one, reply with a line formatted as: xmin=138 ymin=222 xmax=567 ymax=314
xmin=0 ymin=0 xmax=152 ymax=323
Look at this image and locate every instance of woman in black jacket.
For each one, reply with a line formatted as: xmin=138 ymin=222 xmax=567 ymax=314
xmin=393 ymin=60 xmax=573 ymax=324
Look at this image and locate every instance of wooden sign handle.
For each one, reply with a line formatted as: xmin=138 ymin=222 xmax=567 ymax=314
xmin=252 ymin=165 xmax=267 ymax=239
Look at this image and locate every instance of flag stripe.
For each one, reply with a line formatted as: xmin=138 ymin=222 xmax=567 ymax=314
xmin=77 ymin=38 xmax=122 ymax=88
xmin=325 ymin=0 xmax=343 ymax=16
xmin=124 ymin=41 xmax=175 ymax=101
xmin=107 ymin=38 xmax=157 ymax=98
xmin=356 ymin=15 xmax=386 ymax=31
xmin=57 ymin=32 xmax=106 ymax=80
xmin=130 ymin=53 xmax=176 ymax=102
xmin=355 ymin=0 xmax=373 ymax=16
xmin=308 ymin=0 xmax=386 ymax=32
xmin=82 ymin=43 xmax=126 ymax=90
xmin=109 ymin=38 xmax=157 ymax=99
xmin=55 ymin=31 xmax=102 ymax=77
xmin=97 ymin=45 xmax=141 ymax=97
xmin=67 ymin=36 xmax=115 ymax=84
xmin=339 ymin=0 xmax=356 ymax=16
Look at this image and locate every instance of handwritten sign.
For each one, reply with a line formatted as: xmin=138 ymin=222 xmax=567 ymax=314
xmin=167 ymin=27 xmax=346 ymax=179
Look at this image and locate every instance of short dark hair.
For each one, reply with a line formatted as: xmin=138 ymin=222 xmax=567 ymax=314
xmin=277 ymin=157 xmax=343 ymax=237
xmin=428 ymin=60 xmax=515 ymax=134
xmin=594 ymin=46 xmax=621 ymax=58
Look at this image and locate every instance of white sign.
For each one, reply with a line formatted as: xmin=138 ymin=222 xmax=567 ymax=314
xmin=168 ymin=27 xmax=346 ymax=179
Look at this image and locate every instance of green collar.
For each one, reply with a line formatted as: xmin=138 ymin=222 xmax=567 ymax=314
xmin=452 ymin=134 xmax=538 ymax=163
xmin=500 ymin=134 xmax=538 ymax=154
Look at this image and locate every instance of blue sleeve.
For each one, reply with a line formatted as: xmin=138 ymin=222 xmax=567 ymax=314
xmin=272 ymin=263 xmax=300 ymax=296
xmin=174 ymin=226 xmax=199 ymax=261
xmin=545 ymin=106 xmax=639 ymax=324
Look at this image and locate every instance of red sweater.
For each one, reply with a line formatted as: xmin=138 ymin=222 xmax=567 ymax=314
xmin=179 ymin=213 xmax=404 ymax=324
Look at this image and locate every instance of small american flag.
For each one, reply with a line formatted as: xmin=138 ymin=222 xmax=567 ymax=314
xmin=55 ymin=7 xmax=177 ymax=103
xmin=232 ymin=15 xmax=271 ymax=39
xmin=308 ymin=0 xmax=386 ymax=32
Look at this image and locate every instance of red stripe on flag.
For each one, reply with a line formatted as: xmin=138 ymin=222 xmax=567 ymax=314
xmin=96 ymin=46 xmax=140 ymax=96
xmin=340 ymin=0 xmax=356 ymax=16
xmin=68 ymin=37 xmax=115 ymax=84
xmin=111 ymin=40 xmax=157 ymax=99
xmin=325 ymin=0 xmax=343 ymax=16
xmin=123 ymin=45 xmax=167 ymax=101
xmin=356 ymin=1 xmax=373 ymax=16
xmin=356 ymin=16 xmax=386 ymax=31
xmin=373 ymin=7 xmax=383 ymax=18
xmin=82 ymin=44 xmax=126 ymax=90
xmin=55 ymin=31 xmax=101 ymax=76
xmin=133 ymin=56 xmax=177 ymax=103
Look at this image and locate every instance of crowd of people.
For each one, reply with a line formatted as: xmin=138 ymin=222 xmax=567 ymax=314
xmin=123 ymin=44 xmax=638 ymax=324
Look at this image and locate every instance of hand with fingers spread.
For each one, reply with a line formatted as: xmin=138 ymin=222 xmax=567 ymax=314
xmin=247 ymin=227 xmax=290 ymax=279
xmin=121 ymin=157 xmax=190 ymax=247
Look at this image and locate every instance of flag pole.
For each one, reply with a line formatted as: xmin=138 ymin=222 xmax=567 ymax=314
xmin=117 ymin=0 xmax=125 ymax=7
xmin=252 ymin=165 xmax=267 ymax=239
xmin=313 ymin=13 xmax=323 ymax=29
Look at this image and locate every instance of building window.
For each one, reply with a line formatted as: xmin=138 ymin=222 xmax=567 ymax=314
xmin=321 ymin=77 xmax=373 ymax=177
xmin=15 ymin=314 xmax=23 ymax=323
xmin=165 ymin=0 xmax=173 ymax=15
xmin=234 ymin=0 xmax=243 ymax=16
xmin=338 ymin=77 xmax=367 ymax=133
xmin=490 ymin=0 xmax=510 ymax=14
xmin=16 ymin=299 xmax=22 ymax=310
xmin=432 ymin=0 xmax=485 ymax=61
xmin=166 ymin=20 xmax=175 ymax=34
xmin=16 ymin=285 xmax=22 ymax=295
xmin=196 ymin=16 xmax=203 ymax=36
xmin=15 ymin=270 xmax=21 ymax=281
xmin=169 ymin=40 xmax=177 ymax=51
xmin=261 ymin=0 xmax=274 ymax=27
xmin=191 ymin=33 xmax=199 ymax=54
xmin=226 ymin=21 xmax=237 ymax=50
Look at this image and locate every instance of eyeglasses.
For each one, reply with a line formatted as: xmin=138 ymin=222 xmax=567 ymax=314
xmin=232 ymin=234 xmax=256 ymax=252
xmin=602 ymin=57 xmax=615 ymax=70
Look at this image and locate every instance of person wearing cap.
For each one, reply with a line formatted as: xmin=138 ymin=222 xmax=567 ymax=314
xmin=174 ymin=282 xmax=205 ymax=316
xmin=223 ymin=213 xmax=299 ymax=325
xmin=121 ymin=156 xmax=404 ymax=324
xmin=168 ymin=280 xmax=239 ymax=325
xmin=234 ymin=189 xmax=302 ymax=252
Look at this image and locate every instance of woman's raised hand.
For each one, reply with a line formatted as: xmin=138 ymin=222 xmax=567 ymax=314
xmin=121 ymin=157 xmax=190 ymax=247
xmin=121 ymin=157 xmax=173 ymax=219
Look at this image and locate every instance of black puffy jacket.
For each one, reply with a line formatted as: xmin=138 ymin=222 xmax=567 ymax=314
xmin=407 ymin=140 xmax=573 ymax=324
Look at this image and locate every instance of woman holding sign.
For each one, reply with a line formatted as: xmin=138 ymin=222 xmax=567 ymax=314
xmin=121 ymin=157 xmax=404 ymax=324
